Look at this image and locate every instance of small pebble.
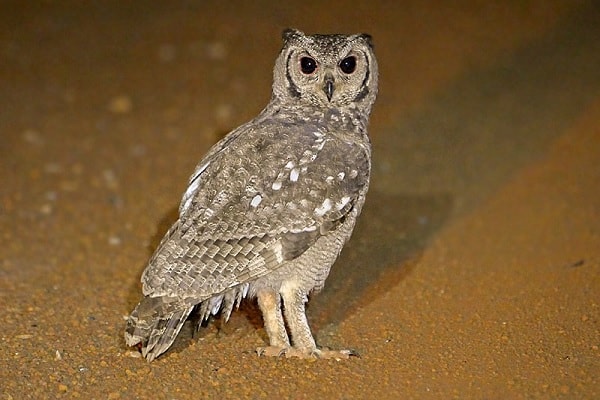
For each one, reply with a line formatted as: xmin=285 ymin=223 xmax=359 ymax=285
xmin=45 ymin=191 xmax=58 ymax=201
xmin=44 ymin=163 xmax=62 ymax=174
xmin=206 ymin=41 xmax=227 ymax=60
xmin=157 ymin=44 xmax=176 ymax=62
xmin=107 ymin=95 xmax=132 ymax=114
xmin=23 ymin=129 xmax=44 ymax=146
xmin=103 ymin=169 xmax=119 ymax=189
xmin=130 ymin=144 xmax=146 ymax=157
xmin=40 ymin=204 xmax=53 ymax=215
xmin=126 ymin=351 xmax=142 ymax=358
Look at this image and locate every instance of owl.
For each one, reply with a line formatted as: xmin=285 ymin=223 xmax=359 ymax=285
xmin=125 ymin=28 xmax=378 ymax=361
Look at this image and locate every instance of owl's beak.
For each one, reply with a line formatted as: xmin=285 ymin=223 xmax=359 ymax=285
xmin=323 ymin=75 xmax=334 ymax=102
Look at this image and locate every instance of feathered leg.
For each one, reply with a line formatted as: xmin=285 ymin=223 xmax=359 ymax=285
xmin=255 ymin=288 xmax=290 ymax=356
xmin=278 ymin=281 xmax=357 ymax=359
xmin=280 ymin=283 xmax=316 ymax=352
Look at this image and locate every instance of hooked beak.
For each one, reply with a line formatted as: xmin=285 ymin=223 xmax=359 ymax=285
xmin=323 ymin=75 xmax=334 ymax=102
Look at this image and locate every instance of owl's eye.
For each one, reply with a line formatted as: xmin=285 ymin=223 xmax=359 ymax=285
xmin=339 ymin=56 xmax=357 ymax=74
xmin=300 ymin=57 xmax=317 ymax=74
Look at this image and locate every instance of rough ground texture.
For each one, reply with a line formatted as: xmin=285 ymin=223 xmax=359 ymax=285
xmin=1 ymin=1 xmax=598 ymax=398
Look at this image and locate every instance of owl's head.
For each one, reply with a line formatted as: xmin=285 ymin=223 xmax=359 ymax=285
xmin=272 ymin=29 xmax=378 ymax=116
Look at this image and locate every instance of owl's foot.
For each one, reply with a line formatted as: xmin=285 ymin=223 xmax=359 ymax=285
xmin=301 ymin=347 xmax=360 ymax=360
xmin=257 ymin=346 xmax=359 ymax=360
xmin=256 ymin=345 xmax=288 ymax=357
xmin=315 ymin=348 xmax=360 ymax=360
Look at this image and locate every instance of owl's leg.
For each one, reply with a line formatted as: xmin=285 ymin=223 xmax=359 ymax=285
xmin=279 ymin=281 xmax=358 ymax=360
xmin=256 ymin=288 xmax=290 ymax=356
xmin=279 ymin=283 xmax=316 ymax=352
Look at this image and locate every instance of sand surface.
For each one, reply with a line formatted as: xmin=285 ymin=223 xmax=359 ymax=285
xmin=1 ymin=1 xmax=598 ymax=398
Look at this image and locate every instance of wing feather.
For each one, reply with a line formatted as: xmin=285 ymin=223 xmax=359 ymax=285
xmin=142 ymin=118 xmax=370 ymax=299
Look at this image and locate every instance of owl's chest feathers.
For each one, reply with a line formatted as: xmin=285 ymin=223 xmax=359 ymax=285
xmin=267 ymin=102 xmax=368 ymax=130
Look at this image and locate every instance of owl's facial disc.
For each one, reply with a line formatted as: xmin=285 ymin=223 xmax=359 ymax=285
xmin=275 ymin=31 xmax=377 ymax=110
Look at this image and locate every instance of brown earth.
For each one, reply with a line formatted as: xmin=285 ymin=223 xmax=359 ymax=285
xmin=1 ymin=1 xmax=598 ymax=399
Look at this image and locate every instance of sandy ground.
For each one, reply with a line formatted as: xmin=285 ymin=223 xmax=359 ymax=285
xmin=1 ymin=1 xmax=598 ymax=398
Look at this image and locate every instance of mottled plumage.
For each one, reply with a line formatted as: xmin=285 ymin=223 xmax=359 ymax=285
xmin=125 ymin=29 xmax=378 ymax=361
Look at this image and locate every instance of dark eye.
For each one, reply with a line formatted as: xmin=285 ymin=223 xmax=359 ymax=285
xmin=300 ymin=57 xmax=317 ymax=74
xmin=339 ymin=56 xmax=357 ymax=74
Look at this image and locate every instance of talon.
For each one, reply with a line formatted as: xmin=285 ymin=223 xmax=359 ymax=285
xmin=313 ymin=348 xmax=359 ymax=360
xmin=342 ymin=348 xmax=361 ymax=358
xmin=256 ymin=346 xmax=288 ymax=357
xmin=283 ymin=348 xmax=318 ymax=359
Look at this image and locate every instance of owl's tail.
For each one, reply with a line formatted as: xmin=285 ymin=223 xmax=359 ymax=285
xmin=125 ymin=295 xmax=194 ymax=362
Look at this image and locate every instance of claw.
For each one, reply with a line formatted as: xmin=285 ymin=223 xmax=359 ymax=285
xmin=256 ymin=345 xmax=359 ymax=360
xmin=256 ymin=346 xmax=288 ymax=357
xmin=313 ymin=348 xmax=357 ymax=360
xmin=341 ymin=348 xmax=361 ymax=358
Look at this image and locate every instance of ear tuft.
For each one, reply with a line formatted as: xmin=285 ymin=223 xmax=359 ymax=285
xmin=282 ymin=28 xmax=303 ymax=42
xmin=359 ymin=33 xmax=373 ymax=48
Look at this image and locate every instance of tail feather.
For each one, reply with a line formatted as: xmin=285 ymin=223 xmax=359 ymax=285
xmin=125 ymin=296 xmax=194 ymax=362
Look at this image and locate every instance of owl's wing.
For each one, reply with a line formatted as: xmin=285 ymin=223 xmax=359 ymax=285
xmin=142 ymin=121 xmax=370 ymax=299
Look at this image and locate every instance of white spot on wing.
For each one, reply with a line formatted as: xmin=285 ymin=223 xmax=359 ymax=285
xmin=314 ymin=198 xmax=333 ymax=217
xmin=185 ymin=178 xmax=201 ymax=199
xmin=272 ymin=180 xmax=282 ymax=191
xmin=316 ymin=140 xmax=326 ymax=151
xmin=182 ymin=197 xmax=194 ymax=213
xmin=250 ymin=194 xmax=262 ymax=207
xmin=285 ymin=161 xmax=295 ymax=169
xmin=181 ymin=161 xmax=211 ymax=213
xmin=289 ymin=168 xmax=299 ymax=182
xmin=299 ymin=149 xmax=318 ymax=164
xmin=336 ymin=196 xmax=351 ymax=210
xmin=272 ymin=242 xmax=284 ymax=263
xmin=290 ymin=225 xmax=317 ymax=233
xmin=182 ymin=178 xmax=200 ymax=213
xmin=337 ymin=171 xmax=345 ymax=180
